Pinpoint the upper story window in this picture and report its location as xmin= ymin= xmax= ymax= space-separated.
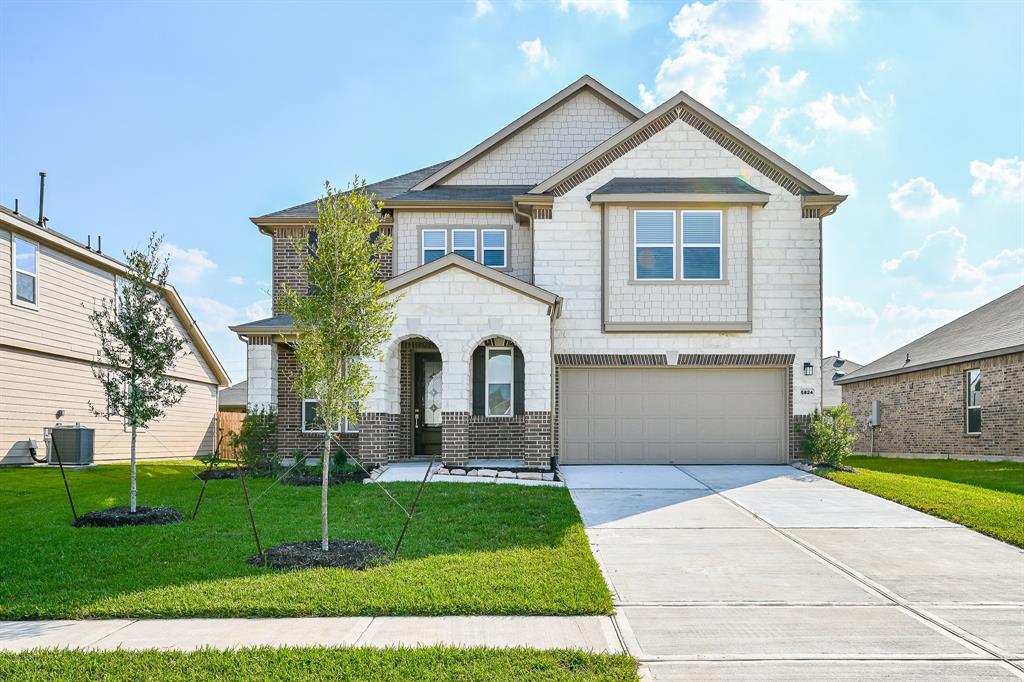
xmin=682 ymin=211 xmax=722 ymax=280
xmin=12 ymin=237 xmax=39 ymax=307
xmin=422 ymin=229 xmax=447 ymax=264
xmin=452 ymin=229 xmax=477 ymax=260
xmin=481 ymin=230 xmax=507 ymax=268
xmin=632 ymin=210 xmax=723 ymax=281
xmin=965 ymin=369 xmax=981 ymax=434
xmin=634 ymin=210 xmax=675 ymax=280
xmin=419 ymin=227 xmax=509 ymax=269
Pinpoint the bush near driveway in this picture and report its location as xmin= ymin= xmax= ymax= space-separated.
xmin=0 ymin=462 xmax=611 ymax=619
xmin=821 ymin=456 xmax=1024 ymax=548
xmin=0 ymin=647 xmax=640 ymax=682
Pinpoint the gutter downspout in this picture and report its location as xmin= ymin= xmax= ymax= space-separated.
xmin=512 ymin=199 xmax=535 ymax=284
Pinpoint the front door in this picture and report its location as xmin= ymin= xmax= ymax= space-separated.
xmin=414 ymin=352 xmax=443 ymax=456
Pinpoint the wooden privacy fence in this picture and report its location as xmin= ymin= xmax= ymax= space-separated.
xmin=216 ymin=411 xmax=245 ymax=460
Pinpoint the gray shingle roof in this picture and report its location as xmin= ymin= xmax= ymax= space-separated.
xmin=589 ymin=177 xmax=770 ymax=197
xmin=219 ymin=380 xmax=248 ymax=408
xmin=257 ymin=161 xmax=453 ymax=219
xmin=388 ymin=185 xmax=536 ymax=204
xmin=229 ymin=313 xmax=294 ymax=332
xmin=838 ymin=286 xmax=1024 ymax=384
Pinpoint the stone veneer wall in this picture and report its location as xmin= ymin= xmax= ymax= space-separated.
xmin=841 ymin=352 xmax=1023 ymax=460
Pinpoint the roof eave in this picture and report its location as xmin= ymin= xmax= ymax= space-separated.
xmin=588 ymin=192 xmax=770 ymax=206
xmin=384 ymin=253 xmax=561 ymax=307
xmin=836 ymin=344 xmax=1024 ymax=385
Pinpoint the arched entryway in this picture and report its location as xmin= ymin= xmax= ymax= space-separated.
xmin=398 ymin=337 xmax=443 ymax=457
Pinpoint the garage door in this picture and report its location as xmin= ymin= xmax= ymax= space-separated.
xmin=559 ymin=368 xmax=787 ymax=464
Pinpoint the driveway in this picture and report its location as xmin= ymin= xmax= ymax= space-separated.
xmin=564 ymin=465 xmax=1024 ymax=680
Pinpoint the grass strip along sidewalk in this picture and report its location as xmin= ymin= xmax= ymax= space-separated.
xmin=0 ymin=647 xmax=639 ymax=682
xmin=820 ymin=456 xmax=1024 ymax=548
xmin=0 ymin=462 xmax=611 ymax=619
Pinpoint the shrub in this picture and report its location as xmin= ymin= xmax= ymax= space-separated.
xmin=230 ymin=406 xmax=278 ymax=472
xmin=801 ymin=403 xmax=858 ymax=467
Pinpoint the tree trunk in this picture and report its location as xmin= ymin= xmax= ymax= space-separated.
xmin=130 ymin=423 xmax=138 ymax=513
xmin=321 ymin=432 xmax=330 ymax=551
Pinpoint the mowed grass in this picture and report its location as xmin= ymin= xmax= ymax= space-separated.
xmin=0 ymin=647 xmax=639 ymax=682
xmin=0 ymin=462 xmax=612 ymax=619
xmin=821 ymin=456 xmax=1024 ymax=547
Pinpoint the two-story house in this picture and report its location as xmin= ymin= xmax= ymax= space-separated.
xmin=231 ymin=76 xmax=845 ymax=468
xmin=0 ymin=203 xmax=228 ymax=464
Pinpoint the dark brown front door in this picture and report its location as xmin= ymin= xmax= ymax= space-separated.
xmin=414 ymin=352 xmax=443 ymax=456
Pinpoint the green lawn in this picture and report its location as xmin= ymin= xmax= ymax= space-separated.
xmin=0 ymin=647 xmax=639 ymax=682
xmin=821 ymin=456 xmax=1024 ymax=547
xmin=0 ymin=462 xmax=612 ymax=619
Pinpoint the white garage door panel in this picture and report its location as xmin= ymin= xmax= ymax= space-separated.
xmin=559 ymin=367 xmax=787 ymax=464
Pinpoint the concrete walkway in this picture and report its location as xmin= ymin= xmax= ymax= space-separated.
xmin=0 ymin=616 xmax=621 ymax=653
xmin=564 ymin=464 xmax=1024 ymax=680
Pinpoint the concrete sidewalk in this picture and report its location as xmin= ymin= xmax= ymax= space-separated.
xmin=0 ymin=616 xmax=623 ymax=653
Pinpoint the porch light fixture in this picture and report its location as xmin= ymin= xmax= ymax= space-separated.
xmin=803 ymin=362 xmax=814 ymax=376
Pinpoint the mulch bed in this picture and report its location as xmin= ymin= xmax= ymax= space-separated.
xmin=196 ymin=468 xmax=251 ymax=481
xmin=814 ymin=463 xmax=857 ymax=473
xmin=282 ymin=469 xmax=368 ymax=486
xmin=72 ymin=505 xmax=184 ymax=528
xmin=249 ymin=539 xmax=391 ymax=570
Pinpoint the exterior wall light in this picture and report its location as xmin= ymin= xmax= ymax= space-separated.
xmin=803 ymin=362 xmax=814 ymax=376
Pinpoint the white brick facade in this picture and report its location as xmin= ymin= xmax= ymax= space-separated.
xmin=442 ymin=90 xmax=632 ymax=186
xmin=535 ymin=118 xmax=822 ymax=415
xmin=246 ymin=342 xmax=278 ymax=410
xmin=366 ymin=267 xmax=553 ymax=415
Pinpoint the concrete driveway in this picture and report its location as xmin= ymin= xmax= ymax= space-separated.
xmin=564 ymin=465 xmax=1024 ymax=680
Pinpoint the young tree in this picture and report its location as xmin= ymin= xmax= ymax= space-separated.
xmin=278 ymin=179 xmax=397 ymax=551
xmin=90 ymin=233 xmax=187 ymax=513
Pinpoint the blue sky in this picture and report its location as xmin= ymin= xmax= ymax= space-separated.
xmin=2 ymin=0 xmax=1021 ymax=381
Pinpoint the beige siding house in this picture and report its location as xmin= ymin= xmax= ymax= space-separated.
xmin=234 ymin=76 xmax=846 ymax=467
xmin=0 ymin=205 xmax=229 ymax=464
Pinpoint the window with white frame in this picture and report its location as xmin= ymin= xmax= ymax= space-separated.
xmin=634 ymin=210 xmax=675 ymax=280
xmin=681 ymin=210 xmax=722 ymax=280
xmin=481 ymin=229 xmax=507 ymax=268
xmin=302 ymin=399 xmax=358 ymax=433
xmin=965 ymin=369 xmax=981 ymax=434
xmin=451 ymin=229 xmax=477 ymax=260
xmin=421 ymin=229 xmax=447 ymax=264
xmin=13 ymin=237 xmax=38 ymax=306
xmin=485 ymin=347 xmax=513 ymax=417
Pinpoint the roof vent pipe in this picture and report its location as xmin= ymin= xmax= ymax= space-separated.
xmin=97 ymin=235 xmax=102 ymax=254
xmin=13 ymin=198 xmax=18 ymax=215
xmin=37 ymin=172 xmax=46 ymax=226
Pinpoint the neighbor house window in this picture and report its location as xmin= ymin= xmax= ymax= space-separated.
xmin=302 ymin=399 xmax=358 ymax=433
xmin=422 ymin=229 xmax=447 ymax=264
xmin=634 ymin=210 xmax=675 ymax=280
xmin=485 ymin=347 xmax=513 ymax=417
xmin=481 ymin=229 xmax=507 ymax=268
xmin=13 ymin=237 xmax=38 ymax=306
xmin=965 ymin=369 xmax=981 ymax=434
xmin=681 ymin=210 xmax=722 ymax=280
xmin=452 ymin=229 xmax=477 ymax=261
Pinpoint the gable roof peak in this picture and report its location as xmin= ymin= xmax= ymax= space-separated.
xmin=410 ymin=75 xmax=642 ymax=191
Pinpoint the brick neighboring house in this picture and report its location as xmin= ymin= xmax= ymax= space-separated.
xmin=838 ymin=286 xmax=1024 ymax=461
xmin=230 ymin=75 xmax=847 ymax=468
xmin=821 ymin=353 xmax=862 ymax=409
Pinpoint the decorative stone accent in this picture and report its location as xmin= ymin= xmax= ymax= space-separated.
xmin=497 ymin=471 xmax=515 ymax=478
xmin=475 ymin=469 xmax=498 ymax=477
xmin=517 ymin=472 xmax=541 ymax=480
xmin=436 ymin=467 xmax=449 ymax=475
xmin=450 ymin=468 xmax=466 ymax=475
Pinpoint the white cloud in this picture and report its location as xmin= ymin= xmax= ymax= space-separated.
xmin=824 ymin=295 xmax=879 ymax=325
xmin=518 ymin=37 xmax=553 ymax=69
xmin=639 ymin=0 xmax=852 ymax=107
xmin=805 ymin=92 xmax=874 ymax=136
xmin=758 ymin=65 xmax=807 ymax=97
xmin=888 ymin=177 xmax=960 ymax=220
xmin=811 ymin=167 xmax=857 ymax=196
xmin=244 ymin=298 xmax=272 ymax=321
xmin=228 ymin=275 xmax=246 ymax=285
xmin=969 ymin=156 xmax=1023 ymax=197
xmin=559 ymin=0 xmax=629 ymax=20
xmin=473 ymin=0 xmax=493 ymax=17
xmin=880 ymin=302 xmax=959 ymax=324
xmin=735 ymin=104 xmax=762 ymax=128
xmin=881 ymin=226 xmax=989 ymax=287
xmin=162 ymin=243 xmax=216 ymax=285
xmin=979 ymin=248 xmax=1024 ymax=276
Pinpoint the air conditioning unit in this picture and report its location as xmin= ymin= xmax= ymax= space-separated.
xmin=45 ymin=424 xmax=95 ymax=466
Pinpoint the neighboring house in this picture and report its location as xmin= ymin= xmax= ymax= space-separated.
xmin=231 ymin=75 xmax=846 ymax=467
xmin=821 ymin=353 xmax=862 ymax=409
xmin=0 ymin=204 xmax=229 ymax=464
xmin=218 ymin=380 xmax=248 ymax=413
xmin=838 ymin=286 xmax=1023 ymax=461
